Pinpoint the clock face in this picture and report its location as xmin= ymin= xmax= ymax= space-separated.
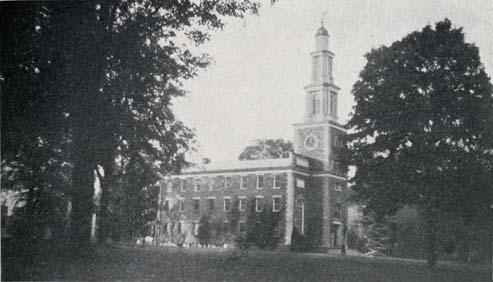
xmin=304 ymin=135 xmax=318 ymax=150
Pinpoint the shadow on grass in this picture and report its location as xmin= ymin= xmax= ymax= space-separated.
xmin=2 ymin=241 xmax=490 ymax=282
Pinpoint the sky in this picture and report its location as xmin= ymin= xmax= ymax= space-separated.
xmin=173 ymin=0 xmax=493 ymax=163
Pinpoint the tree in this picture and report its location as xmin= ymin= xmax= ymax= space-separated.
xmin=239 ymin=139 xmax=292 ymax=160
xmin=1 ymin=0 xmax=259 ymax=245
xmin=345 ymin=19 xmax=493 ymax=266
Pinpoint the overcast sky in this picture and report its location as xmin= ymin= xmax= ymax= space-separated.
xmin=173 ymin=0 xmax=493 ymax=163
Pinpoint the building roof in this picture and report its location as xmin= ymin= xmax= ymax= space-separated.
xmin=182 ymin=157 xmax=293 ymax=174
xmin=315 ymin=26 xmax=329 ymax=36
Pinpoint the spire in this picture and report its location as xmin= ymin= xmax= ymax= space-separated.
xmin=316 ymin=11 xmax=329 ymax=37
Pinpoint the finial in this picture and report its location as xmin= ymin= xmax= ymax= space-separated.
xmin=321 ymin=11 xmax=328 ymax=27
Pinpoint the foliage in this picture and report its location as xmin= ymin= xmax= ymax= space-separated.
xmin=106 ymin=153 xmax=160 ymax=242
xmin=244 ymin=199 xmax=281 ymax=249
xmin=344 ymin=19 xmax=493 ymax=266
xmin=197 ymin=214 xmax=212 ymax=246
xmin=1 ymin=0 xmax=259 ymax=244
xmin=239 ymin=139 xmax=293 ymax=160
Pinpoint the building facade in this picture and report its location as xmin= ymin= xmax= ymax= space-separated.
xmin=156 ymin=25 xmax=348 ymax=251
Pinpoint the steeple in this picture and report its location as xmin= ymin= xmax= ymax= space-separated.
xmin=303 ymin=24 xmax=339 ymax=122
xmin=315 ymin=24 xmax=329 ymax=51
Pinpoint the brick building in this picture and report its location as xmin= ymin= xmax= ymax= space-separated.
xmin=156 ymin=25 xmax=348 ymax=251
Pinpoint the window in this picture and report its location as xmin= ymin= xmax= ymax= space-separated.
xmin=164 ymin=200 xmax=170 ymax=211
xmin=296 ymin=157 xmax=309 ymax=167
xmin=177 ymin=222 xmax=182 ymax=234
xmin=323 ymin=90 xmax=328 ymax=116
xmin=311 ymin=94 xmax=320 ymax=115
xmin=209 ymin=177 xmax=215 ymax=191
xmin=312 ymin=56 xmax=320 ymax=81
xmin=333 ymin=210 xmax=341 ymax=220
xmin=330 ymin=91 xmax=337 ymax=117
xmin=166 ymin=181 xmax=172 ymax=192
xmin=334 ymin=183 xmax=343 ymax=192
xmin=239 ymin=221 xmax=246 ymax=234
xmin=163 ymin=222 xmax=168 ymax=235
xmin=239 ymin=197 xmax=247 ymax=212
xmin=255 ymin=197 xmax=264 ymax=212
xmin=179 ymin=199 xmax=185 ymax=211
xmin=208 ymin=198 xmax=215 ymax=210
xmin=294 ymin=200 xmax=305 ymax=235
xmin=225 ymin=176 xmax=232 ymax=189
xmin=193 ymin=222 xmax=199 ymax=236
xmin=195 ymin=178 xmax=201 ymax=191
xmin=193 ymin=198 xmax=200 ymax=211
xmin=181 ymin=179 xmax=186 ymax=192
xmin=272 ymin=196 xmax=282 ymax=212
xmin=296 ymin=178 xmax=305 ymax=188
xmin=334 ymin=200 xmax=343 ymax=220
xmin=274 ymin=223 xmax=281 ymax=238
xmin=223 ymin=197 xmax=231 ymax=211
xmin=256 ymin=175 xmax=264 ymax=189
xmin=273 ymin=174 xmax=282 ymax=189
xmin=240 ymin=175 xmax=248 ymax=190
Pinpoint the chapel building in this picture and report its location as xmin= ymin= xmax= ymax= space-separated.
xmin=156 ymin=25 xmax=348 ymax=251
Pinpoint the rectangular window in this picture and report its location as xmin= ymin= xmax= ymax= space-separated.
xmin=312 ymin=56 xmax=320 ymax=81
xmin=334 ymin=183 xmax=343 ymax=192
xmin=193 ymin=222 xmax=199 ymax=236
xmin=255 ymin=197 xmax=264 ymax=212
xmin=239 ymin=221 xmax=246 ymax=234
xmin=225 ymin=176 xmax=232 ymax=189
xmin=240 ymin=175 xmax=248 ymax=190
xmin=273 ymin=174 xmax=282 ymax=189
xmin=296 ymin=178 xmax=305 ymax=188
xmin=209 ymin=177 xmax=215 ymax=191
xmin=256 ymin=175 xmax=264 ymax=189
xmin=177 ymin=222 xmax=182 ymax=234
xmin=166 ymin=181 xmax=172 ymax=192
xmin=193 ymin=198 xmax=200 ymax=211
xmin=274 ymin=223 xmax=281 ymax=238
xmin=208 ymin=198 xmax=215 ymax=210
xmin=296 ymin=157 xmax=309 ymax=167
xmin=188 ymin=178 xmax=194 ymax=190
xmin=181 ymin=179 xmax=186 ymax=192
xmin=163 ymin=222 xmax=168 ymax=235
xmin=311 ymin=95 xmax=319 ymax=115
xmin=272 ymin=196 xmax=282 ymax=212
xmin=239 ymin=197 xmax=247 ymax=212
xmin=195 ymin=178 xmax=201 ymax=191
xmin=179 ymin=199 xmax=185 ymax=211
xmin=223 ymin=197 xmax=231 ymax=211
xmin=323 ymin=90 xmax=329 ymax=116
xmin=330 ymin=91 xmax=337 ymax=117
xmin=164 ymin=200 xmax=170 ymax=211
xmin=333 ymin=210 xmax=341 ymax=220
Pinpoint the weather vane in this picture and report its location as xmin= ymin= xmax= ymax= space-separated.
xmin=321 ymin=11 xmax=328 ymax=26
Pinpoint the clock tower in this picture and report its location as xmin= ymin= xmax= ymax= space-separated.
xmin=293 ymin=24 xmax=346 ymax=173
xmin=292 ymin=24 xmax=348 ymax=250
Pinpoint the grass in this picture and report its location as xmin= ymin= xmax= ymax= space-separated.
xmin=2 ymin=242 xmax=490 ymax=282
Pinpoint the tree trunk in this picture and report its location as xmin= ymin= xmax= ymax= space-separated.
xmin=96 ymin=158 xmax=114 ymax=244
xmin=70 ymin=140 xmax=96 ymax=245
xmin=423 ymin=205 xmax=438 ymax=267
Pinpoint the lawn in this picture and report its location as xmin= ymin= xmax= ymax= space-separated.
xmin=2 ymin=243 xmax=490 ymax=282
